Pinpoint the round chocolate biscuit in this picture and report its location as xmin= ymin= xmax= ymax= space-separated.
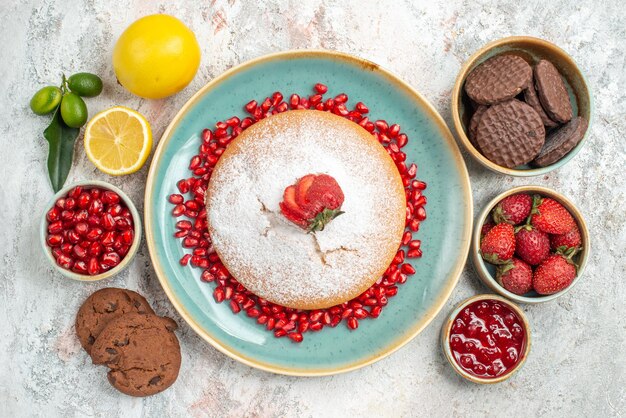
xmin=76 ymin=288 xmax=154 ymax=355
xmin=534 ymin=60 xmax=573 ymax=123
xmin=465 ymin=54 xmax=532 ymax=105
xmin=533 ymin=117 xmax=587 ymax=167
xmin=468 ymin=106 xmax=488 ymax=150
xmin=523 ymin=78 xmax=558 ymax=128
xmin=91 ymin=313 xmax=181 ymax=397
xmin=476 ymin=99 xmax=545 ymax=168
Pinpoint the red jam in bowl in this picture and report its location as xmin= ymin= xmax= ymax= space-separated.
xmin=45 ymin=186 xmax=135 ymax=276
xmin=449 ymin=299 xmax=526 ymax=379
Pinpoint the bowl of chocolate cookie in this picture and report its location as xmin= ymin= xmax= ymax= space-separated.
xmin=451 ymin=36 xmax=592 ymax=176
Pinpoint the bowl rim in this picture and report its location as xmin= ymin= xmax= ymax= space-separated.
xmin=40 ymin=180 xmax=142 ymax=282
xmin=471 ymin=185 xmax=590 ymax=303
xmin=441 ymin=293 xmax=532 ymax=384
xmin=451 ymin=35 xmax=593 ymax=177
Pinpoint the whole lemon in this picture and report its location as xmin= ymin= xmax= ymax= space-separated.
xmin=113 ymin=14 xmax=201 ymax=99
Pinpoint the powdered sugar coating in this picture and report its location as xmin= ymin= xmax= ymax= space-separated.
xmin=206 ymin=110 xmax=406 ymax=309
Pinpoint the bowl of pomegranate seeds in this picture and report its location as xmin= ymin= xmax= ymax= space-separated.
xmin=442 ymin=294 xmax=531 ymax=384
xmin=472 ymin=185 xmax=589 ymax=303
xmin=40 ymin=180 xmax=141 ymax=281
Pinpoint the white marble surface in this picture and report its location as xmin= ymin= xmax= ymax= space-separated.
xmin=1 ymin=0 xmax=625 ymax=416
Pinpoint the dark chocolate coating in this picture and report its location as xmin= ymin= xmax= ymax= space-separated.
xmin=476 ymin=99 xmax=545 ymax=168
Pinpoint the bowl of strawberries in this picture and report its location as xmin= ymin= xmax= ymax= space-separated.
xmin=471 ymin=185 xmax=589 ymax=303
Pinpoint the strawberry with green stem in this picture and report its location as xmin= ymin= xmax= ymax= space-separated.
xmin=480 ymin=222 xmax=515 ymax=265
xmin=280 ymin=174 xmax=345 ymax=232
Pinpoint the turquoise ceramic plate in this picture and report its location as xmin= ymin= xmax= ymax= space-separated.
xmin=145 ymin=50 xmax=472 ymax=376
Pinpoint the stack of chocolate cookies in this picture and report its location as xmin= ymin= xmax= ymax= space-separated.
xmin=75 ymin=288 xmax=181 ymax=397
xmin=464 ymin=54 xmax=588 ymax=168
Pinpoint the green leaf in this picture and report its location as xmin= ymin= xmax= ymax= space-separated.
xmin=43 ymin=107 xmax=79 ymax=192
xmin=307 ymin=208 xmax=345 ymax=233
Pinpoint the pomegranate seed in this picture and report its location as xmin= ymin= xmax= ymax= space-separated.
xmin=60 ymin=243 xmax=73 ymax=255
xmin=64 ymin=198 xmax=76 ymax=210
xmin=401 ymin=264 xmax=416 ymax=274
xmin=101 ymin=252 xmax=121 ymax=267
xmin=69 ymin=186 xmax=82 ymax=199
xmin=73 ymin=245 xmax=87 ymax=259
xmin=177 ymin=179 xmax=190 ymax=194
xmin=86 ymin=228 xmax=103 ymax=241
xmin=172 ymin=205 xmax=185 ymax=216
xmin=89 ymin=241 xmax=103 ymax=257
xmin=310 ymin=322 xmax=323 ymax=332
xmin=407 ymin=249 xmax=423 ymax=258
xmin=87 ymin=257 xmax=100 ymax=275
xmin=354 ymin=308 xmax=368 ymax=319
xmin=48 ymin=220 xmax=63 ymax=234
xmin=334 ymin=93 xmax=348 ymax=103
xmin=89 ymin=199 xmax=104 ymax=216
xmin=56 ymin=254 xmax=74 ymax=269
xmin=101 ymin=213 xmax=115 ymax=230
xmin=388 ymin=124 xmax=400 ymax=138
xmin=347 ymin=317 xmax=359 ymax=330
xmin=230 ymin=300 xmax=241 ymax=314
xmin=314 ymin=83 xmax=328 ymax=94
xmin=102 ymin=191 xmax=120 ymax=205
xmin=397 ymin=134 xmax=408 ymax=148
xmin=60 ymin=210 xmax=74 ymax=221
xmin=77 ymin=193 xmax=91 ymax=209
xmin=67 ymin=230 xmax=81 ymax=244
xmin=46 ymin=207 xmax=60 ymax=222
xmin=274 ymin=329 xmax=287 ymax=338
xmin=214 ymin=287 xmax=225 ymax=303
xmin=409 ymin=219 xmax=420 ymax=231
xmin=73 ymin=260 xmax=88 ymax=274
xmin=289 ymin=94 xmax=300 ymax=108
xmin=119 ymin=230 xmax=132 ymax=245
xmin=355 ymin=102 xmax=369 ymax=113
xmin=55 ymin=198 xmax=66 ymax=209
xmin=169 ymin=194 xmax=184 ymax=204
xmin=370 ymin=306 xmax=382 ymax=318
xmin=288 ymin=332 xmax=303 ymax=343
xmin=375 ymin=120 xmax=389 ymax=133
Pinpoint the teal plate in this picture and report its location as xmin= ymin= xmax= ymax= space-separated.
xmin=145 ymin=50 xmax=473 ymax=376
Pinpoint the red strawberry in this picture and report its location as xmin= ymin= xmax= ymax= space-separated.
xmin=530 ymin=195 xmax=576 ymax=234
xmin=550 ymin=225 xmax=582 ymax=252
xmin=493 ymin=193 xmax=532 ymax=225
xmin=279 ymin=186 xmax=309 ymax=228
xmin=280 ymin=174 xmax=345 ymax=232
xmin=496 ymin=258 xmax=533 ymax=295
xmin=303 ymin=174 xmax=344 ymax=212
xmin=295 ymin=174 xmax=315 ymax=208
xmin=515 ymin=225 xmax=550 ymax=266
xmin=533 ymin=254 xmax=577 ymax=295
xmin=481 ymin=217 xmax=495 ymax=239
xmin=480 ymin=223 xmax=515 ymax=265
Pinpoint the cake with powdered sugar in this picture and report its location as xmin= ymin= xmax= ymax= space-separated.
xmin=205 ymin=110 xmax=406 ymax=309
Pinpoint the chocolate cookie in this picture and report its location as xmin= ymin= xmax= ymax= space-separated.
xmin=91 ymin=313 xmax=181 ymax=397
xmin=524 ymin=77 xmax=558 ymax=128
xmin=476 ymin=99 xmax=545 ymax=168
xmin=465 ymin=54 xmax=532 ymax=105
xmin=468 ymin=106 xmax=488 ymax=149
xmin=533 ymin=117 xmax=587 ymax=167
xmin=75 ymin=288 xmax=154 ymax=355
xmin=534 ymin=60 xmax=573 ymax=123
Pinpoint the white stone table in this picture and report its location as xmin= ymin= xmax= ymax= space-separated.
xmin=1 ymin=0 xmax=624 ymax=416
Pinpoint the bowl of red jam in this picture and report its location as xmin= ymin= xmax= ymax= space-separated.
xmin=40 ymin=180 xmax=141 ymax=281
xmin=441 ymin=294 xmax=531 ymax=384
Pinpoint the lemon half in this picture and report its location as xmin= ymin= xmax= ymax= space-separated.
xmin=84 ymin=106 xmax=152 ymax=175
